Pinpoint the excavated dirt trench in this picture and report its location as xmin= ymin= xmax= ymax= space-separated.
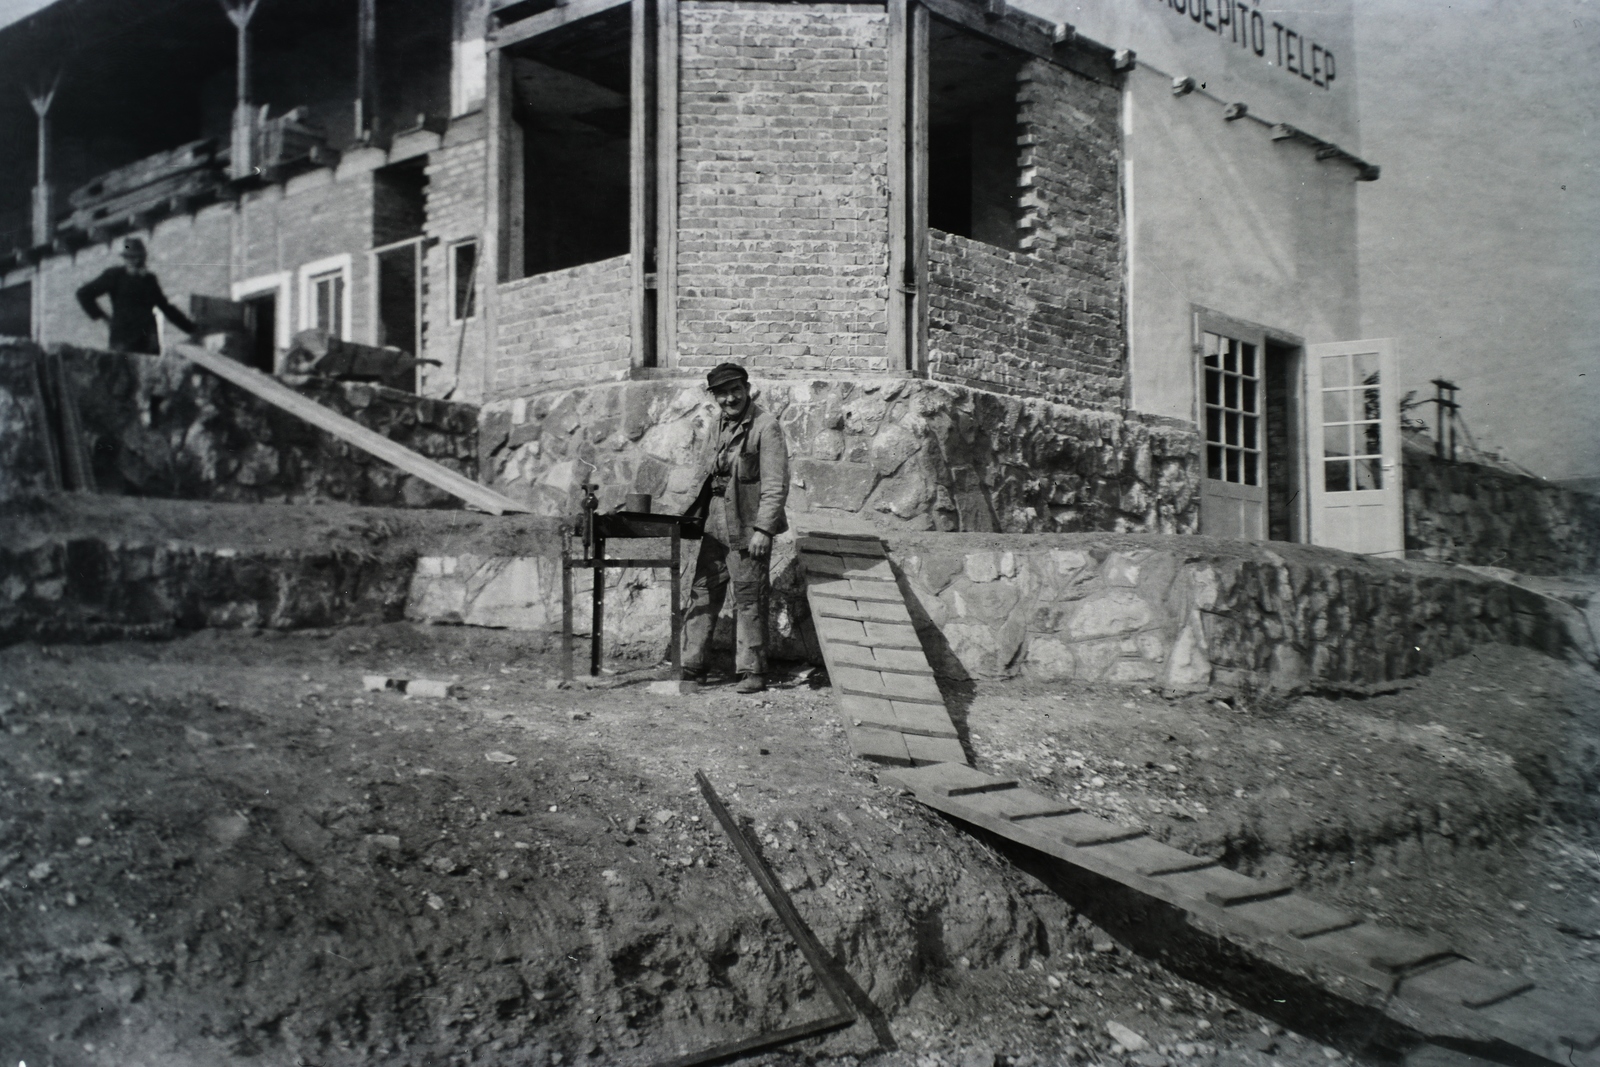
xmin=1 ymin=624 xmax=1596 ymax=1067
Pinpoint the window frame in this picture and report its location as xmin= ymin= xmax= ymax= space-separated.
xmin=448 ymin=238 xmax=480 ymax=325
xmin=231 ymin=271 xmax=293 ymax=369
xmin=297 ymin=254 xmax=354 ymax=340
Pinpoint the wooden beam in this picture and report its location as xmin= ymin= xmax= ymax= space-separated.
xmin=489 ymin=0 xmax=632 ymax=51
xmin=483 ymin=47 xmax=513 ymax=402
xmin=916 ymin=0 xmax=1116 ymax=83
xmin=171 ymin=343 xmax=531 ymax=514
xmin=885 ymin=0 xmax=908 ymax=372
xmin=655 ymin=0 xmax=679 ymax=368
xmin=909 ymin=3 xmax=929 ymax=374
xmin=629 ymin=0 xmax=654 ymax=369
xmin=355 ymin=0 xmax=377 ymax=141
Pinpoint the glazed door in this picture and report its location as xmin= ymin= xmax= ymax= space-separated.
xmin=1199 ymin=323 xmax=1268 ymax=540
xmin=1305 ymin=339 xmax=1403 ymax=557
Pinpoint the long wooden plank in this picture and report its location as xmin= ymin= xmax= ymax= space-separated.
xmin=170 ymin=343 xmax=530 ymax=515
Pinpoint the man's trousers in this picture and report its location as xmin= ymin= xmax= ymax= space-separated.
xmin=681 ymin=519 xmax=768 ymax=679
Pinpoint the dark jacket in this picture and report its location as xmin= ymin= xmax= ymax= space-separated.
xmin=76 ymin=267 xmax=195 ymax=354
xmin=697 ymin=402 xmax=790 ymax=544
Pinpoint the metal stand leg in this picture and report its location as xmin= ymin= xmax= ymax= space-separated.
xmin=589 ymin=535 xmax=605 ymax=677
xmin=669 ymin=528 xmax=682 ymax=679
xmin=561 ymin=556 xmax=574 ymax=684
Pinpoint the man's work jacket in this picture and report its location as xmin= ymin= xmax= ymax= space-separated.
xmin=698 ymin=402 xmax=789 ymax=547
xmin=75 ymin=266 xmax=195 ymax=354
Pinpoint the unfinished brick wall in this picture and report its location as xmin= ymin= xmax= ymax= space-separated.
xmin=927 ymin=58 xmax=1124 ymax=410
xmin=422 ymin=116 xmax=489 ymax=402
xmin=676 ymin=2 xmax=891 ymax=376
xmin=491 ymin=254 xmax=632 ymax=398
xmin=238 ymin=169 xmax=380 ymax=341
xmin=29 ymin=206 xmax=234 ymax=351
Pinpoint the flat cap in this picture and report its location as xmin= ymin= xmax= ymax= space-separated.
xmin=120 ymin=237 xmax=147 ymax=256
xmin=706 ymin=362 xmax=748 ymax=390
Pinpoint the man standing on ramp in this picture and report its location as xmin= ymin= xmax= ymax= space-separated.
xmin=683 ymin=362 xmax=790 ymax=695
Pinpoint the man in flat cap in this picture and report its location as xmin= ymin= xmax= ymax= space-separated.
xmin=76 ymin=237 xmax=196 ymax=354
xmin=682 ymin=362 xmax=789 ymax=694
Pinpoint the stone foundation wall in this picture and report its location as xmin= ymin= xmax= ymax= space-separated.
xmin=1403 ymin=437 xmax=1600 ymax=576
xmin=0 ymin=342 xmax=478 ymax=508
xmin=403 ymin=530 xmax=1591 ymax=689
xmin=888 ymin=533 xmax=1587 ymax=689
xmin=480 ymin=376 xmax=1201 ymax=535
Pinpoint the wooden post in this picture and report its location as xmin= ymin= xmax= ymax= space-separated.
xmin=355 ymin=0 xmax=377 ymax=142
xmin=483 ymin=46 xmax=513 ymax=404
xmin=26 ymin=74 xmax=60 ymax=249
xmin=655 ymin=0 xmax=679 ymax=368
xmin=909 ymin=3 xmax=930 ymax=374
xmin=885 ymin=0 xmax=907 ymax=371
xmin=219 ymin=0 xmax=264 ymax=179
xmin=630 ymin=0 xmax=657 ymax=368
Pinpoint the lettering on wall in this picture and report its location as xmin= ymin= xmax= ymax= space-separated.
xmin=1156 ymin=0 xmax=1336 ymax=89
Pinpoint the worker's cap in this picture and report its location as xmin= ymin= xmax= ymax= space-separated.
xmin=120 ymin=237 xmax=147 ymax=257
xmin=705 ymin=362 xmax=749 ymax=391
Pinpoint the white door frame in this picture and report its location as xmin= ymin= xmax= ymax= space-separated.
xmin=1305 ymin=338 xmax=1405 ymax=557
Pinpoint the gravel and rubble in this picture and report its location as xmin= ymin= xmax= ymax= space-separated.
xmin=0 ymin=625 xmax=1594 ymax=1067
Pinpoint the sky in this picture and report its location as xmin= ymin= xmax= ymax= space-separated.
xmin=2 ymin=0 xmax=1596 ymax=480
xmin=1353 ymin=0 xmax=1600 ymax=482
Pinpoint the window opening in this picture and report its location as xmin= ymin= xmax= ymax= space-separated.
xmin=373 ymin=160 xmax=428 ymax=246
xmin=450 ymin=240 xmax=479 ymax=322
xmin=510 ymin=7 xmax=631 ymax=277
xmin=1320 ymin=351 xmax=1383 ymax=492
xmin=1203 ymin=331 xmax=1261 ymax=487
xmin=310 ymin=269 xmax=346 ymax=336
xmin=928 ymin=20 xmax=1024 ymax=250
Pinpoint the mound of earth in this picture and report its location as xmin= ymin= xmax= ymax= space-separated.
xmin=0 ymin=626 xmax=1594 ymax=1067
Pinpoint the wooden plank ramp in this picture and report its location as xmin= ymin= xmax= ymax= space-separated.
xmin=797 ymin=530 xmax=1594 ymax=1064
xmin=170 ymin=342 xmax=530 ymax=515
xmin=880 ymin=762 xmax=1600 ymax=1067
xmin=795 ymin=532 xmax=966 ymax=766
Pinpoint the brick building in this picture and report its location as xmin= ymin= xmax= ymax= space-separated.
xmin=0 ymin=0 xmax=1399 ymax=551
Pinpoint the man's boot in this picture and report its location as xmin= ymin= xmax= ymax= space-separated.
xmin=735 ymin=673 xmax=766 ymax=694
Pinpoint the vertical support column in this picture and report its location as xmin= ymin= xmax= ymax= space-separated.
xmin=27 ymin=75 xmax=60 ymax=249
xmin=909 ymin=3 xmax=930 ymax=374
xmin=885 ymin=0 xmax=908 ymax=369
xmin=220 ymin=0 xmax=263 ymax=180
xmin=630 ymin=0 xmax=658 ymax=368
xmin=655 ymin=0 xmax=680 ymax=368
xmin=355 ymin=0 xmax=377 ymax=142
xmin=483 ymin=44 xmax=512 ymax=403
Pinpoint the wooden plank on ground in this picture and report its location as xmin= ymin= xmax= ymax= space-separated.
xmin=171 ymin=343 xmax=529 ymax=515
xmin=904 ymin=735 xmax=967 ymax=765
xmin=847 ymin=726 xmax=910 ymax=766
xmin=1076 ymin=836 xmax=1219 ymax=878
xmin=1399 ymin=960 xmax=1533 ymax=1010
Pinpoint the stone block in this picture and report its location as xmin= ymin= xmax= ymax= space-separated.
xmin=964 ymin=551 xmax=1002 ymax=583
xmin=1067 ymin=592 xmax=1152 ymax=639
xmin=794 ymin=459 xmax=879 ymax=512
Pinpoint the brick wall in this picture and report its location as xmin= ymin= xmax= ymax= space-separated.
xmin=676 ymin=2 xmax=891 ymax=376
xmin=490 ymin=254 xmax=632 ymax=398
xmin=422 ymin=116 xmax=489 ymax=403
xmin=927 ymin=58 xmax=1124 ymax=410
xmin=22 ymin=165 xmax=384 ymax=352
xmin=29 ymin=206 xmax=234 ymax=351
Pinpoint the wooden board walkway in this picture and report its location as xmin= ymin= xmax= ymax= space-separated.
xmin=795 ymin=532 xmax=966 ymax=767
xmin=881 ymin=762 xmax=1600 ymax=1066
xmin=170 ymin=343 xmax=530 ymax=515
xmin=797 ymin=531 xmax=1596 ymax=1065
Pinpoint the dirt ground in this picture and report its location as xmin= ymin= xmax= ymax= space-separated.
xmin=1 ymin=624 xmax=1596 ymax=1067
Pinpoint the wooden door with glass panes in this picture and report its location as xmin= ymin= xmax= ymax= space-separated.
xmin=1305 ymin=339 xmax=1403 ymax=556
xmin=1199 ymin=323 xmax=1268 ymax=540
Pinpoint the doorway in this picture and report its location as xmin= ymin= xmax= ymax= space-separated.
xmin=1196 ymin=312 xmax=1305 ymax=543
xmin=240 ymin=292 xmax=277 ymax=373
